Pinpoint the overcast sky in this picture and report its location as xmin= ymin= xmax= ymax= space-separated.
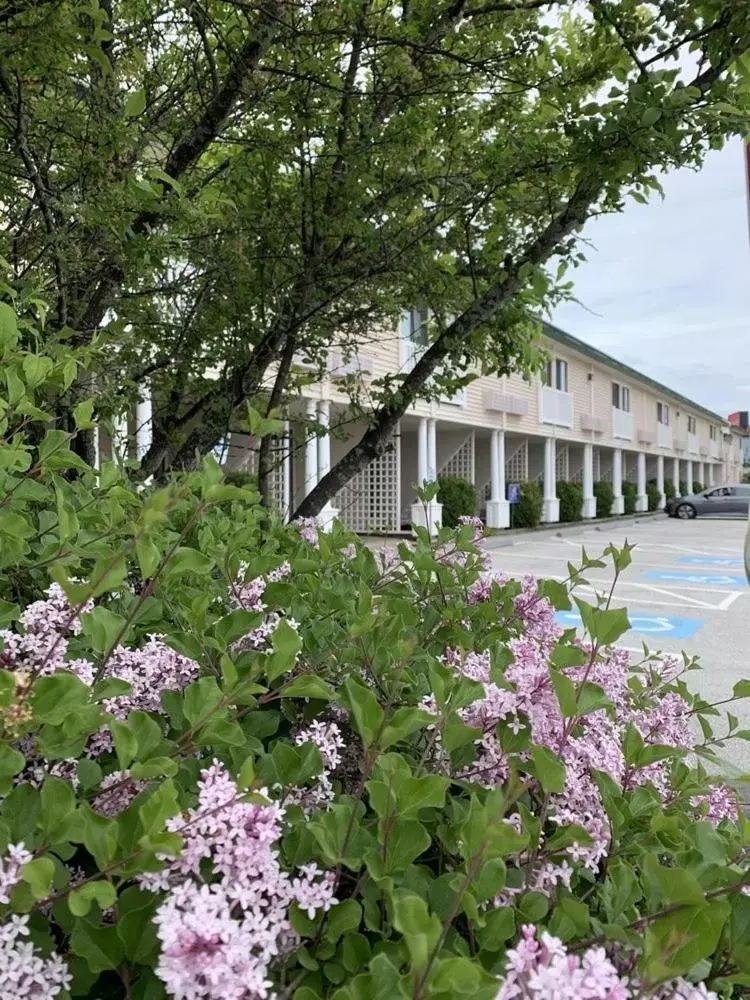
xmin=552 ymin=136 xmax=750 ymax=418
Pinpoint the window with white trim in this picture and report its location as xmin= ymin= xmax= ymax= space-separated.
xmin=545 ymin=358 xmax=569 ymax=392
xmin=709 ymin=425 xmax=717 ymax=440
xmin=687 ymin=415 xmax=697 ymax=434
xmin=657 ymin=402 xmax=669 ymax=426
xmin=402 ymin=309 xmax=466 ymax=405
xmin=612 ymin=382 xmax=630 ymax=412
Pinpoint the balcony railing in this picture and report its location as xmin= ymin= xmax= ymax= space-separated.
xmin=637 ymin=428 xmax=654 ymax=446
xmin=688 ymin=433 xmax=699 ymax=455
xmin=612 ymin=407 xmax=634 ymax=441
xmin=699 ymin=445 xmax=709 ymax=458
xmin=539 ymin=386 xmax=573 ymax=428
xmin=657 ymin=424 xmax=672 ymax=449
xmin=674 ymin=436 xmax=687 ymax=451
xmin=580 ymin=413 xmax=606 ymax=433
xmin=483 ymin=389 xmax=528 ymax=416
xmin=709 ymin=440 xmax=720 ymax=459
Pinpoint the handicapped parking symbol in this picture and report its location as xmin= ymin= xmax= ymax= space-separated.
xmin=555 ymin=611 xmax=703 ymax=640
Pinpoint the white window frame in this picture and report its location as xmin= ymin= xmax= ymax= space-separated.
xmin=687 ymin=415 xmax=697 ymax=434
xmin=657 ymin=402 xmax=669 ymax=426
xmin=612 ymin=382 xmax=630 ymax=413
xmin=401 ymin=309 xmax=466 ymax=407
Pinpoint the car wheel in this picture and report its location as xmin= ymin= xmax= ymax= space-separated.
xmin=676 ymin=503 xmax=696 ymax=520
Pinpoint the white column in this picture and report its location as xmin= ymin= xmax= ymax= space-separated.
xmin=612 ymin=448 xmax=624 ymax=515
xmin=672 ymin=457 xmax=680 ymax=496
xmin=582 ymin=443 xmax=596 ymax=519
xmin=417 ymin=418 xmax=428 ymax=486
xmin=486 ymin=429 xmax=510 ymax=529
xmin=686 ymin=459 xmax=694 ymax=495
xmin=636 ymin=452 xmax=648 ymax=512
xmin=411 ymin=417 xmax=442 ymax=536
xmin=135 ymin=388 xmax=153 ymax=461
xmin=304 ymin=399 xmax=318 ymax=497
xmin=282 ymin=421 xmax=291 ymax=523
xmin=317 ymin=400 xmax=338 ymax=530
xmin=541 ymin=437 xmax=559 ymax=523
xmin=93 ymin=428 xmax=101 ymax=471
xmin=698 ymin=461 xmax=705 ymax=488
xmin=708 ymin=464 xmax=715 ymax=487
xmin=427 ymin=418 xmax=437 ymax=482
xmin=656 ymin=455 xmax=665 ymax=509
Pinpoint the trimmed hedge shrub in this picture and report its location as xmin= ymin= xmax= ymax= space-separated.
xmin=679 ymin=479 xmax=688 ymax=495
xmin=437 ymin=474 xmax=477 ymax=528
xmin=593 ymin=480 xmax=614 ymax=518
xmin=646 ymin=479 xmax=661 ymax=511
xmin=664 ymin=477 xmax=677 ymax=500
xmin=692 ymin=480 xmax=704 ymax=494
xmin=513 ymin=480 xmax=544 ymax=528
xmin=557 ymin=480 xmax=583 ymax=522
xmin=622 ymin=480 xmax=637 ymax=514
xmin=223 ymin=467 xmax=258 ymax=489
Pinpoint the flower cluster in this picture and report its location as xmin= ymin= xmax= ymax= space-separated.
xmin=146 ymin=761 xmax=336 ymax=999
xmin=294 ymin=517 xmax=319 ymax=547
xmin=93 ymin=770 xmax=146 ymax=817
xmin=496 ymin=925 xmax=719 ymax=1000
xmin=0 ymin=583 xmax=93 ymax=677
xmin=427 ymin=574 xmax=736 ymax=898
xmin=0 ymin=842 xmax=32 ymax=904
xmin=230 ymin=563 xmax=294 ymax=652
xmin=0 ymin=915 xmax=71 ymax=999
xmin=289 ymin=719 xmax=345 ymax=812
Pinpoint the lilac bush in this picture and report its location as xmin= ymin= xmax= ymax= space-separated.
xmin=1 ymin=315 xmax=750 ymax=999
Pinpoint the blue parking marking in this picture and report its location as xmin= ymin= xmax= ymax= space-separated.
xmin=677 ymin=556 xmax=744 ymax=569
xmin=556 ymin=611 xmax=703 ymax=639
xmin=643 ymin=570 xmax=747 ymax=587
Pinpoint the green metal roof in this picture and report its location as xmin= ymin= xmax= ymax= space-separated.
xmin=541 ymin=321 xmax=728 ymax=426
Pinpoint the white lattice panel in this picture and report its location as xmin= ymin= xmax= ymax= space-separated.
xmin=334 ymin=429 xmax=400 ymax=533
xmin=593 ymin=448 xmax=601 ymax=482
xmin=439 ymin=433 xmax=475 ymax=483
xmin=505 ymin=440 xmax=528 ymax=483
xmin=232 ymin=434 xmax=290 ymax=519
xmin=555 ymin=444 xmax=569 ymax=482
xmin=571 ymin=467 xmax=583 ymax=484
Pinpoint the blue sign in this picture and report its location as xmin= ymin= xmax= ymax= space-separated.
xmin=507 ymin=483 xmax=521 ymax=504
xmin=555 ymin=610 xmax=703 ymax=640
xmin=643 ymin=570 xmax=747 ymax=587
xmin=677 ymin=556 xmax=744 ymax=569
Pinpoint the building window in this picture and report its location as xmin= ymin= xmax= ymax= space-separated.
xmin=408 ymin=309 xmax=430 ymax=349
xmin=687 ymin=415 xmax=697 ymax=434
xmin=545 ymin=358 xmax=568 ymax=392
xmin=612 ymin=382 xmax=630 ymax=412
xmin=657 ymin=402 xmax=669 ymax=426
xmin=709 ymin=425 xmax=717 ymax=440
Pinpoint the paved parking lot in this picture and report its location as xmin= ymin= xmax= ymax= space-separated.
xmin=484 ymin=515 xmax=750 ymax=772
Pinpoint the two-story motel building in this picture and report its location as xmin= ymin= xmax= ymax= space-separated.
xmin=218 ymin=316 xmax=744 ymax=534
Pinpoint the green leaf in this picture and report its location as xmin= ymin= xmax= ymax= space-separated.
xmin=548 ymin=897 xmax=590 ymax=942
xmin=72 ymin=397 xmax=96 ymax=429
xmin=641 ymin=106 xmax=662 ymax=126
xmin=182 ymin=676 xmax=223 ymax=726
xmin=380 ymin=707 xmax=433 ymax=749
xmin=391 ymin=891 xmax=442 ymax=973
xmin=397 ymin=774 xmax=449 ymax=816
xmin=164 ymin=547 xmax=214 ymax=577
xmin=575 ymin=600 xmax=629 ymax=646
xmin=551 ymin=671 xmax=577 ymax=717
xmin=124 ymin=89 xmax=146 ymax=117
xmin=530 ymin=745 xmax=566 ymax=794
xmin=281 ymin=675 xmax=336 ymax=701
xmin=111 ymin=720 xmax=138 ymax=769
xmin=130 ymin=757 xmax=178 ymax=779
xmin=81 ymin=606 xmax=127 ymax=653
xmin=642 ymin=901 xmax=730 ymax=980
xmin=135 ymin=536 xmax=161 ymax=579
xmin=21 ymin=856 xmax=55 ymax=899
xmin=265 ymin=620 xmax=302 ymax=683
xmin=0 ymin=301 xmax=19 ymax=354
xmin=116 ymin=886 xmax=160 ymax=962
xmin=476 ymin=906 xmax=515 ymax=951
xmin=342 ymin=677 xmax=384 ymax=748
xmin=71 ymin=919 xmax=125 ymax=972
xmin=69 ymin=881 xmax=117 ymax=917
xmin=733 ymin=680 xmax=750 ymax=699
xmin=31 ymin=673 xmax=90 ymax=724
xmin=0 ymin=743 xmax=25 ymax=782
xmin=39 ymin=777 xmax=76 ymax=838
xmin=137 ymin=779 xmax=180 ymax=838
xmin=325 ymin=900 xmax=362 ymax=943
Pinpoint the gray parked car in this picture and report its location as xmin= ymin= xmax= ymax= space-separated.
xmin=664 ymin=484 xmax=750 ymax=519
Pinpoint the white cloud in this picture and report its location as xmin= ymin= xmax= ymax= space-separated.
xmin=552 ymin=137 xmax=750 ymax=417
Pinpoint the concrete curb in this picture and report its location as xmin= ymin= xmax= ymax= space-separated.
xmin=482 ymin=511 xmax=664 ymax=549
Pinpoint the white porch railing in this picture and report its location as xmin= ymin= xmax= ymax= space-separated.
xmin=539 ymin=386 xmax=573 ymax=428
xmin=612 ymin=408 xmax=634 ymax=441
xmin=688 ymin=433 xmax=699 ymax=455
